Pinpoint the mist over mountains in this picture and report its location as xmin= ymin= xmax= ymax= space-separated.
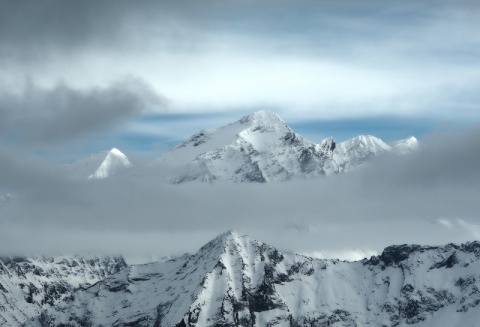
xmin=0 ymin=111 xmax=479 ymax=262
xmin=1 ymin=1 xmax=479 ymax=325
xmin=65 ymin=110 xmax=419 ymax=183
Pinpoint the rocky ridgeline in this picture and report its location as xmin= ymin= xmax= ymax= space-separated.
xmin=161 ymin=111 xmax=419 ymax=183
xmin=15 ymin=231 xmax=480 ymax=327
xmin=55 ymin=110 xmax=418 ymax=184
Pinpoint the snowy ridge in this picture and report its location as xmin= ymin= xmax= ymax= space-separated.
xmin=0 ymin=256 xmax=126 ymax=326
xmin=159 ymin=110 xmax=418 ymax=183
xmin=24 ymin=231 xmax=480 ymax=327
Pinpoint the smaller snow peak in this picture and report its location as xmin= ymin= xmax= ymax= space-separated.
xmin=391 ymin=136 xmax=419 ymax=154
xmin=356 ymin=135 xmax=380 ymax=144
xmin=343 ymin=135 xmax=391 ymax=152
xmin=89 ymin=148 xmax=132 ymax=179
xmin=393 ymin=136 xmax=418 ymax=145
xmin=109 ymin=148 xmax=125 ymax=157
xmin=406 ymin=136 xmax=417 ymax=142
xmin=104 ymin=148 xmax=131 ymax=166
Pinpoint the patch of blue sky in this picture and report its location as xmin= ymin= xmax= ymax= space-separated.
xmin=41 ymin=112 xmax=471 ymax=164
xmin=287 ymin=116 xmax=454 ymax=143
xmin=120 ymin=113 xmax=467 ymax=156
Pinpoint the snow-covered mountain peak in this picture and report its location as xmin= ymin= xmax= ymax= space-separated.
xmin=158 ymin=111 xmax=419 ymax=183
xmin=197 ymin=230 xmax=255 ymax=256
xmin=237 ymin=110 xmax=292 ymax=144
xmin=211 ymin=230 xmax=245 ymax=243
xmin=240 ymin=110 xmax=286 ymax=128
xmin=88 ymin=148 xmax=132 ymax=179
xmin=108 ymin=147 xmax=126 ymax=157
xmin=326 ymin=135 xmax=392 ymax=173
xmin=391 ymin=136 xmax=420 ymax=154
xmin=404 ymin=136 xmax=417 ymax=143
xmin=67 ymin=148 xmax=132 ymax=180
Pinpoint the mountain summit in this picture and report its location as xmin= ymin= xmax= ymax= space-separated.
xmin=158 ymin=110 xmax=417 ymax=183
xmin=240 ymin=109 xmax=287 ymax=127
xmin=88 ymin=148 xmax=132 ymax=179
xmin=67 ymin=148 xmax=132 ymax=179
xmin=390 ymin=136 xmax=419 ymax=154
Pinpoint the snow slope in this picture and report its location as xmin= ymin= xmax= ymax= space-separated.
xmin=24 ymin=231 xmax=480 ymax=327
xmin=158 ymin=111 xmax=418 ymax=183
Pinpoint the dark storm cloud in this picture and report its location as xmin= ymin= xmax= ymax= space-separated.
xmin=1 ymin=0 xmax=479 ymax=122
xmin=0 ymin=0 xmax=475 ymax=60
xmin=0 ymin=1 xmax=130 ymax=60
xmin=0 ymin=77 xmax=163 ymax=144
xmin=1 ymin=127 xmax=480 ymax=259
xmin=0 ymin=0 xmax=205 ymax=61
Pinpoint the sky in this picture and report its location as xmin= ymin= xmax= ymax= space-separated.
xmin=1 ymin=0 xmax=480 ymax=262
xmin=1 ymin=0 xmax=480 ymax=159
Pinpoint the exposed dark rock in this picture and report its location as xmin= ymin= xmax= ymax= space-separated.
xmin=430 ymin=252 xmax=459 ymax=269
xmin=174 ymin=318 xmax=187 ymax=327
xmin=373 ymin=244 xmax=435 ymax=267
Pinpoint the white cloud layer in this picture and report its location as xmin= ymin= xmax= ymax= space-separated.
xmin=1 ymin=127 xmax=479 ymax=262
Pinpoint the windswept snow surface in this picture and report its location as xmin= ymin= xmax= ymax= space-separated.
xmin=158 ymin=110 xmax=417 ymax=183
xmin=22 ymin=231 xmax=480 ymax=327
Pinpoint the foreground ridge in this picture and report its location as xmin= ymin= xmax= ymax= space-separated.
xmin=15 ymin=232 xmax=480 ymax=327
